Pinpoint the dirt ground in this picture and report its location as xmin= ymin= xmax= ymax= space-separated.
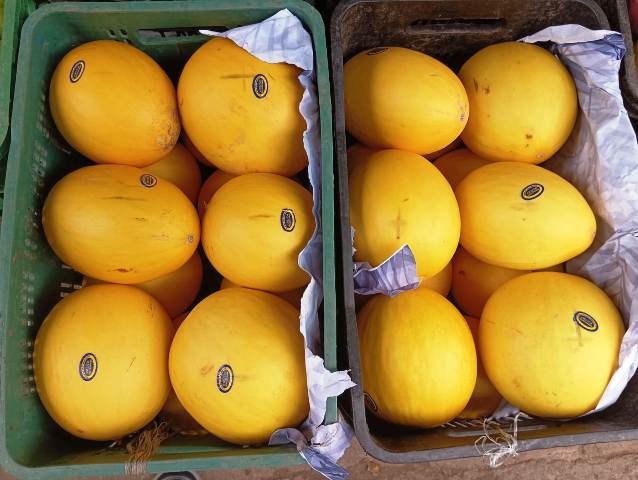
xmin=3 ymin=437 xmax=637 ymax=480
xmin=188 ymin=438 xmax=638 ymax=480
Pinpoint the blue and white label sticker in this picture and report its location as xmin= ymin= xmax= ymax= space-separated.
xmin=69 ymin=60 xmax=85 ymax=83
xmin=573 ymin=311 xmax=599 ymax=332
xmin=280 ymin=208 xmax=296 ymax=232
xmin=79 ymin=353 xmax=98 ymax=381
xmin=216 ymin=364 xmax=234 ymax=393
xmin=252 ymin=74 xmax=269 ymax=99
xmin=521 ymin=183 xmax=544 ymax=200
xmin=139 ymin=173 xmax=157 ymax=188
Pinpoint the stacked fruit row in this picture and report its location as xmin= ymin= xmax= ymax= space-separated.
xmin=345 ymin=43 xmax=624 ymax=426
xmin=34 ymin=37 xmax=316 ymax=445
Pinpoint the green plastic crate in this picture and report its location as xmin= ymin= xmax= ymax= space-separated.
xmin=0 ymin=0 xmax=36 ymax=215
xmin=0 ymin=1 xmax=336 ymax=477
xmin=1 ymin=0 xmax=36 ymax=157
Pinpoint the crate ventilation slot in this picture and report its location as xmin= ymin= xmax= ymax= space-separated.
xmin=409 ymin=17 xmax=506 ymax=32
xmin=138 ymin=26 xmax=229 ymax=40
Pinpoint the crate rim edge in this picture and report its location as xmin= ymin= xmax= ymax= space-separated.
xmin=0 ymin=0 xmax=336 ymax=476
xmin=0 ymin=0 xmax=20 ymax=156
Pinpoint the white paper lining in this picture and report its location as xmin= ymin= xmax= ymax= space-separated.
xmin=200 ymin=10 xmax=355 ymax=479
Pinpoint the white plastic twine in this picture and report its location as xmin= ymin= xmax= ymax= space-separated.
xmin=474 ymin=413 xmax=524 ymax=468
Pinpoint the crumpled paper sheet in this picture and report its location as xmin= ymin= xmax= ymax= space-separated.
xmin=200 ymin=10 xmax=355 ymax=479
xmin=353 ymin=244 xmax=420 ymax=297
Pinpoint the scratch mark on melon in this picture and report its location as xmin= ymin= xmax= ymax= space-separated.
xmin=157 ymin=108 xmax=180 ymax=151
xmin=395 ymin=210 xmax=407 ymax=240
xmin=102 ymin=196 xmax=146 ymax=202
xmin=220 ymin=74 xmax=253 ymax=79
xmin=126 ymin=357 xmax=137 ymax=373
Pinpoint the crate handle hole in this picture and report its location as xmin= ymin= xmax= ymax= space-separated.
xmin=108 ymin=29 xmax=116 ymax=37
xmin=199 ymin=25 xmax=229 ymax=33
xmin=409 ymin=17 xmax=506 ymax=33
xmin=137 ymin=25 xmax=229 ymax=40
xmin=120 ymin=29 xmax=128 ymax=36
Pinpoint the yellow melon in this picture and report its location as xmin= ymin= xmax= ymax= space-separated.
xmin=202 ymin=173 xmax=313 ymax=292
xmin=344 ymin=46 xmax=468 ymax=155
xmin=43 ymin=165 xmax=200 ymax=284
xmin=275 ymin=286 xmax=306 ymax=309
xmin=84 ymin=252 xmax=203 ymax=318
xmin=161 ymin=313 xmax=207 ymax=436
xmin=219 ymin=277 xmax=241 ymax=290
xmin=178 ymin=37 xmax=306 ymax=176
xmin=452 ymin=247 xmax=563 ymax=317
xmin=458 ymin=316 xmax=502 ymax=419
xmin=347 ymin=144 xmax=377 ymax=174
xmin=480 ymin=272 xmax=624 ymax=418
xmin=459 ymin=42 xmax=577 ymax=164
xmin=143 ymin=143 xmax=201 ymax=204
xmin=171 ymin=311 xmax=188 ymax=332
xmin=33 ymin=284 xmax=172 ymax=440
xmin=433 ymin=148 xmax=491 ymax=189
xmin=349 ymin=149 xmax=460 ymax=278
xmin=455 ymin=162 xmax=596 ymax=269
xmin=183 ymin=132 xmax=211 ymax=166
xmin=359 ymin=287 xmax=476 ymax=427
xmin=421 ymin=261 xmax=452 ymax=296
xmin=49 ymin=40 xmax=179 ymax=166
xmin=161 ymin=388 xmax=207 ymax=436
xmin=427 ymin=137 xmax=462 ymax=160
xmin=197 ymin=170 xmax=237 ymax=218
xmin=354 ymin=294 xmax=371 ymax=312
xmin=169 ymin=288 xmax=308 ymax=444
xmin=220 ymin=277 xmax=305 ymax=309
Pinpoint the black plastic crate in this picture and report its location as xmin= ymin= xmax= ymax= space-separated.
xmin=598 ymin=0 xmax=638 ymax=117
xmin=331 ymin=0 xmax=638 ymax=464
